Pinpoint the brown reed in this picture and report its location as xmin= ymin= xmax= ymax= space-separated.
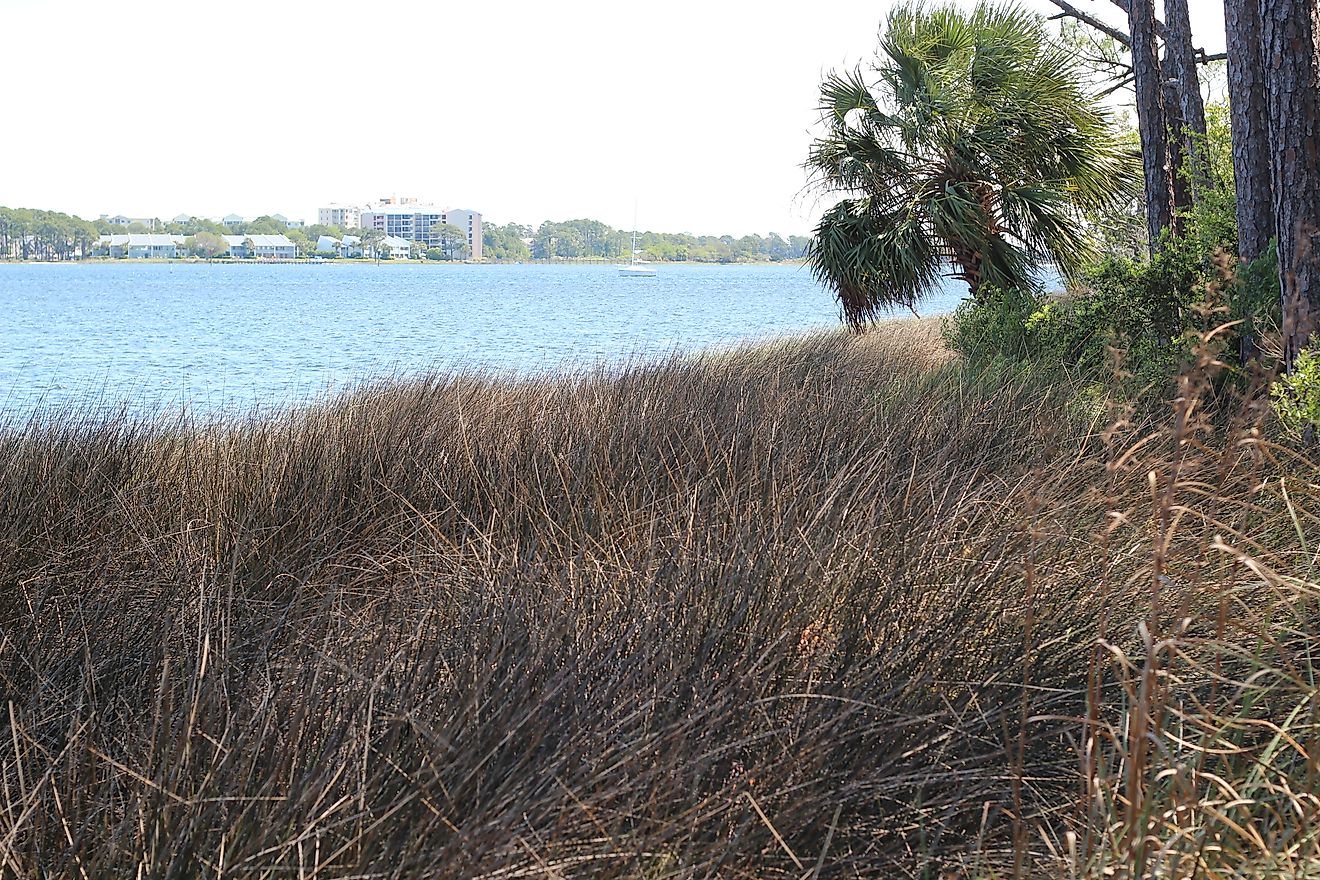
xmin=0 ymin=318 xmax=1313 ymax=878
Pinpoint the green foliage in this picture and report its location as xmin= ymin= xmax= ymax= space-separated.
xmin=432 ymin=223 xmax=470 ymax=260
xmin=945 ymin=239 xmax=1213 ymax=390
xmin=300 ymin=223 xmax=346 ymax=242
xmin=285 ymin=228 xmax=312 ymax=255
xmin=184 ymin=231 xmax=229 ymax=259
xmin=806 ymin=1 xmax=1138 ymax=326
xmin=0 ymin=206 xmax=100 ymax=261
xmin=945 ymin=98 xmax=1278 ymax=395
xmin=1232 ymin=246 xmax=1280 ymax=346
xmin=942 ymin=286 xmax=1045 ymax=365
xmin=482 ymin=222 xmax=532 ymax=261
xmin=164 ymin=217 xmax=228 ymax=236
xmin=514 ymin=218 xmax=807 ymax=263
xmin=245 ymin=216 xmax=287 ymax=235
xmin=1270 ymin=349 xmax=1320 ymax=434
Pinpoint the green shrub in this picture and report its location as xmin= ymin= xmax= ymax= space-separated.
xmin=1270 ymin=348 xmax=1320 ymax=434
xmin=944 ymin=229 xmax=1269 ymax=397
xmin=1231 ymin=246 xmax=1281 ymax=358
xmin=941 ymin=286 xmax=1044 ymax=365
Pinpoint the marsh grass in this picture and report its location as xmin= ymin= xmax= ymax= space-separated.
xmin=0 ymin=319 xmax=1314 ymax=877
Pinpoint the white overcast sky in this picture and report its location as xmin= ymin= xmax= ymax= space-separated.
xmin=0 ymin=0 xmax=1226 ymax=236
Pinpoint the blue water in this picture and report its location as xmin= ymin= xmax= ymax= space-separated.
xmin=0 ymin=262 xmax=969 ymax=416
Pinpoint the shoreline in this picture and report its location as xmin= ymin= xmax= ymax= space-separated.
xmin=0 ymin=257 xmax=810 ymax=268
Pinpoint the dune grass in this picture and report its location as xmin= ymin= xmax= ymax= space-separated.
xmin=0 ymin=319 xmax=1315 ymax=878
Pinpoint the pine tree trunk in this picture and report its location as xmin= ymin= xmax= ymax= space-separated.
xmin=1163 ymin=0 xmax=1209 ymax=191
xmin=1224 ymin=0 xmax=1275 ymax=264
xmin=1261 ymin=0 xmax=1320 ymax=364
xmin=1129 ymin=0 xmax=1174 ymax=253
xmin=1164 ymin=77 xmax=1192 ymax=234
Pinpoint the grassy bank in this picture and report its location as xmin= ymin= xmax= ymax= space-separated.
xmin=1 ymin=322 xmax=1315 ymax=877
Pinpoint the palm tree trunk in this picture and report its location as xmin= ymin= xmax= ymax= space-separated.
xmin=1261 ymin=0 xmax=1320 ymax=366
xmin=1128 ymin=0 xmax=1174 ymax=254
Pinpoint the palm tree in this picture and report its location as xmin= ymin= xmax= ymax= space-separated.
xmin=807 ymin=2 xmax=1138 ymax=328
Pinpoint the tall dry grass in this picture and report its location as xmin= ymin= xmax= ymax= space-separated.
xmin=0 ymin=319 xmax=1314 ymax=878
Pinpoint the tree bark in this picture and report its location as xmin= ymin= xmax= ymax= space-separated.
xmin=1164 ymin=76 xmax=1192 ymax=233
xmin=1261 ymin=0 xmax=1320 ymax=364
xmin=1129 ymin=0 xmax=1174 ymax=253
xmin=1162 ymin=0 xmax=1209 ymax=192
xmin=1224 ymin=0 xmax=1275 ymax=264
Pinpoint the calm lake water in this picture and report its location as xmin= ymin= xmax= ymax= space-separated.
xmin=0 ymin=262 xmax=969 ymax=417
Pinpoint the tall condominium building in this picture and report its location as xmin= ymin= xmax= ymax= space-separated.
xmin=318 ymin=204 xmax=361 ymax=229
xmin=359 ymin=204 xmax=482 ymax=259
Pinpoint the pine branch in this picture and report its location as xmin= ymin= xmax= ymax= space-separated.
xmin=1045 ymin=0 xmax=1132 ymax=46
xmin=1045 ymin=0 xmax=1226 ymax=64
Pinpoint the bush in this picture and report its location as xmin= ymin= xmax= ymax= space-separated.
xmin=1270 ymin=348 xmax=1320 ymax=435
xmin=941 ymin=285 xmax=1044 ymax=365
xmin=945 ymin=229 xmax=1276 ymax=396
xmin=944 ymin=97 xmax=1284 ymax=393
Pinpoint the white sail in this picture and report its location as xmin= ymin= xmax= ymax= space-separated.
xmin=619 ymin=213 xmax=656 ymax=277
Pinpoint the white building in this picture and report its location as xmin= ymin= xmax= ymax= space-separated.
xmin=271 ymin=214 xmax=304 ymax=229
xmin=380 ymin=235 xmax=412 ymax=259
xmin=358 ymin=204 xmax=482 ymax=258
xmin=100 ymin=215 xmax=158 ymax=228
xmin=314 ymin=234 xmax=362 ymax=257
xmin=98 ymin=233 xmax=184 ymax=258
xmin=318 ymin=204 xmax=361 ymax=229
xmin=222 ymin=214 xmax=246 ymax=228
xmin=221 ymin=234 xmax=298 ymax=259
xmin=441 ymin=208 xmax=482 ymax=260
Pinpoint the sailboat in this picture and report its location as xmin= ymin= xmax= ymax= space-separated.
xmin=618 ymin=212 xmax=656 ymax=276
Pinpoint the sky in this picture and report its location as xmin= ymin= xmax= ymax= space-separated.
xmin=0 ymin=0 xmax=1227 ymax=237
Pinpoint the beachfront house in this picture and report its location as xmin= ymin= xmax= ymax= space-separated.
xmin=221 ymin=234 xmax=298 ymax=259
xmin=222 ymin=214 xmax=246 ymax=229
xmin=313 ymin=234 xmax=362 ymax=257
xmin=381 ymin=235 xmax=411 ymax=259
xmin=99 ymin=214 xmax=157 ymax=228
xmin=97 ymin=233 xmax=184 ymax=258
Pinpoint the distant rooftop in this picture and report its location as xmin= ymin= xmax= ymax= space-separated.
xmin=98 ymin=234 xmax=184 ymax=246
xmin=362 ymin=204 xmax=447 ymax=215
xmin=222 ymin=234 xmax=295 ymax=247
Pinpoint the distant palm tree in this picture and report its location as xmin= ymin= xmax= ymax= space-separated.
xmin=806 ymin=1 xmax=1138 ymax=327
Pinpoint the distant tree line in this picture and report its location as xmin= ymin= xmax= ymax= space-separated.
xmin=0 ymin=207 xmax=100 ymax=260
xmin=3 ymin=205 xmax=810 ymax=265
xmin=483 ymin=219 xmax=810 ymax=263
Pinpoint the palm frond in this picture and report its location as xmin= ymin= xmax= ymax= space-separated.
xmin=807 ymin=0 xmax=1133 ymax=318
xmin=807 ymin=199 xmax=940 ymax=329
